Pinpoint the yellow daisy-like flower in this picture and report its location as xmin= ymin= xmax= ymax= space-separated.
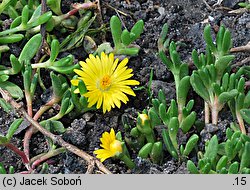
xmin=94 ymin=128 xmax=122 ymax=162
xmin=71 ymin=52 xmax=140 ymax=113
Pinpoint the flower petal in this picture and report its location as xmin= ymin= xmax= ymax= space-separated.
xmin=73 ymin=88 xmax=80 ymax=93
xmin=110 ymin=128 xmax=115 ymax=141
xmin=74 ymin=69 xmax=86 ymax=77
xmin=71 ymin=79 xmax=80 ymax=86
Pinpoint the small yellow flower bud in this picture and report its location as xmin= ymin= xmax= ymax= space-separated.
xmin=139 ymin=114 xmax=149 ymax=125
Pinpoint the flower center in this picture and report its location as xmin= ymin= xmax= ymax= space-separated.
xmin=100 ymin=75 xmax=111 ymax=90
xmin=110 ymin=140 xmax=122 ymax=155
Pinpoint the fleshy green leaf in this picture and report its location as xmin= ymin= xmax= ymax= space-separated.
xmin=0 ymin=81 xmax=24 ymax=99
xmin=130 ymin=20 xmax=144 ymax=41
xmin=180 ymin=111 xmax=196 ymax=133
xmin=204 ymin=25 xmax=216 ymax=52
xmin=138 ymin=143 xmax=153 ymax=159
xmin=240 ymin=142 xmax=250 ymax=171
xmin=178 ymin=76 xmax=190 ymax=106
xmin=216 ymin=155 xmax=228 ymax=172
xmin=204 ymin=135 xmax=218 ymax=161
xmin=110 ymin=16 xmax=122 ymax=48
xmin=150 ymin=141 xmax=163 ymax=164
xmin=19 ymin=33 xmax=42 ymax=63
xmin=218 ymin=89 xmax=238 ymax=104
xmin=187 ymin=160 xmax=199 ymax=174
xmin=190 ymin=72 xmax=210 ymax=101
xmin=6 ymin=118 xmax=23 ymax=141
xmin=121 ymin=29 xmax=132 ymax=46
xmin=240 ymin=109 xmax=250 ymax=124
xmin=162 ymin=129 xmax=178 ymax=159
xmin=216 ymin=25 xmax=225 ymax=52
xmin=228 ymin=161 xmax=239 ymax=174
xmin=222 ymin=29 xmax=232 ymax=54
xmin=168 ymin=117 xmax=179 ymax=150
xmin=183 ymin=134 xmax=199 ymax=156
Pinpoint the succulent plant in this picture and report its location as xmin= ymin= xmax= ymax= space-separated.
xmin=187 ymin=131 xmax=250 ymax=174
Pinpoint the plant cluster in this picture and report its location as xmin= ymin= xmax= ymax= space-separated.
xmin=94 ymin=23 xmax=250 ymax=173
xmin=0 ymin=0 xmax=143 ymax=173
xmin=187 ymin=130 xmax=250 ymax=174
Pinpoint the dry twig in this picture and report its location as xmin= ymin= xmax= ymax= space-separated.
xmin=230 ymin=42 xmax=250 ymax=53
xmin=0 ymin=88 xmax=112 ymax=174
xmin=202 ymin=0 xmax=213 ymax=11
xmin=35 ymin=0 xmax=49 ymax=62
xmin=125 ymin=0 xmax=131 ymax=5
xmin=229 ymin=8 xmax=249 ymax=14
xmin=94 ymin=0 xmax=106 ymax=41
xmin=105 ymin=3 xmax=129 ymax=17
xmin=232 ymin=56 xmax=250 ymax=69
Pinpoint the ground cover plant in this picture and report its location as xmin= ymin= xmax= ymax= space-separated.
xmin=0 ymin=0 xmax=249 ymax=174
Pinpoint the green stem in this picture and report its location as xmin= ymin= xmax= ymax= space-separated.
xmin=0 ymin=69 xmax=10 ymax=75
xmin=211 ymin=96 xmax=219 ymax=125
xmin=31 ymin=61 xmax=50 ymax=69
xmin=119 ymin=154 xmax=135 ymax=169
xmin=0 ymin=0 xmax=14 ymax=14
xmin=30 ymin=152 xmax=47 ymax=163
xmin=114 ymin=47 xmax=139 ymax=55
xmin=23 ymin=126 xmax=35 ymax=160
xmin=23 ymin=97 xmax=59 ymax=160
xmin=34 ymin=55 xmax=48 ymax=91
xmin=31 ymin=147 xmax=66 ymax=169
xmin=0 ymin=26 xmax=22 ymax=36
xmin=173 ymin=72 xmax=180 ymax=99
xmin=211 ymin=107 xmax=218 ymax=125
xmin=69 ymin=106 xmax=96 ymax=118
xmin=205 ymin=102 xmax=210 ymax=124
xmin=4 ymin=143 xmax=29 ymax=164
xmin=145 ymin=133 xmax=155 ymax=144
xmin=37 ymin=69 xmax=46 ymax=91
xmin=33 ymin=97 xmax=59 ymax=120
xmin=48 ymin=114 xmax=62 ymax=121
xmin=173 ymin=72 xmax=182 ymax=121
xmin=25 ymin=90 xmax=33 ymax=117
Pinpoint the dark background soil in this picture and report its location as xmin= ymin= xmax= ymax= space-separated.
xmin=0 ymin=0 xmax=249 ymax=174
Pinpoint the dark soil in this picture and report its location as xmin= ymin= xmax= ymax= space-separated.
xmin=0 ymin=0 xmax=249 ymax=174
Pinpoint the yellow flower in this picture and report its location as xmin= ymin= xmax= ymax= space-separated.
xmin=71 ymin=52 xmax=140 ymax=113
xmin=94 ymin=128 xmax=122 ymax=162
xmin=139 ymin=113 xmax=149 ymax=125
